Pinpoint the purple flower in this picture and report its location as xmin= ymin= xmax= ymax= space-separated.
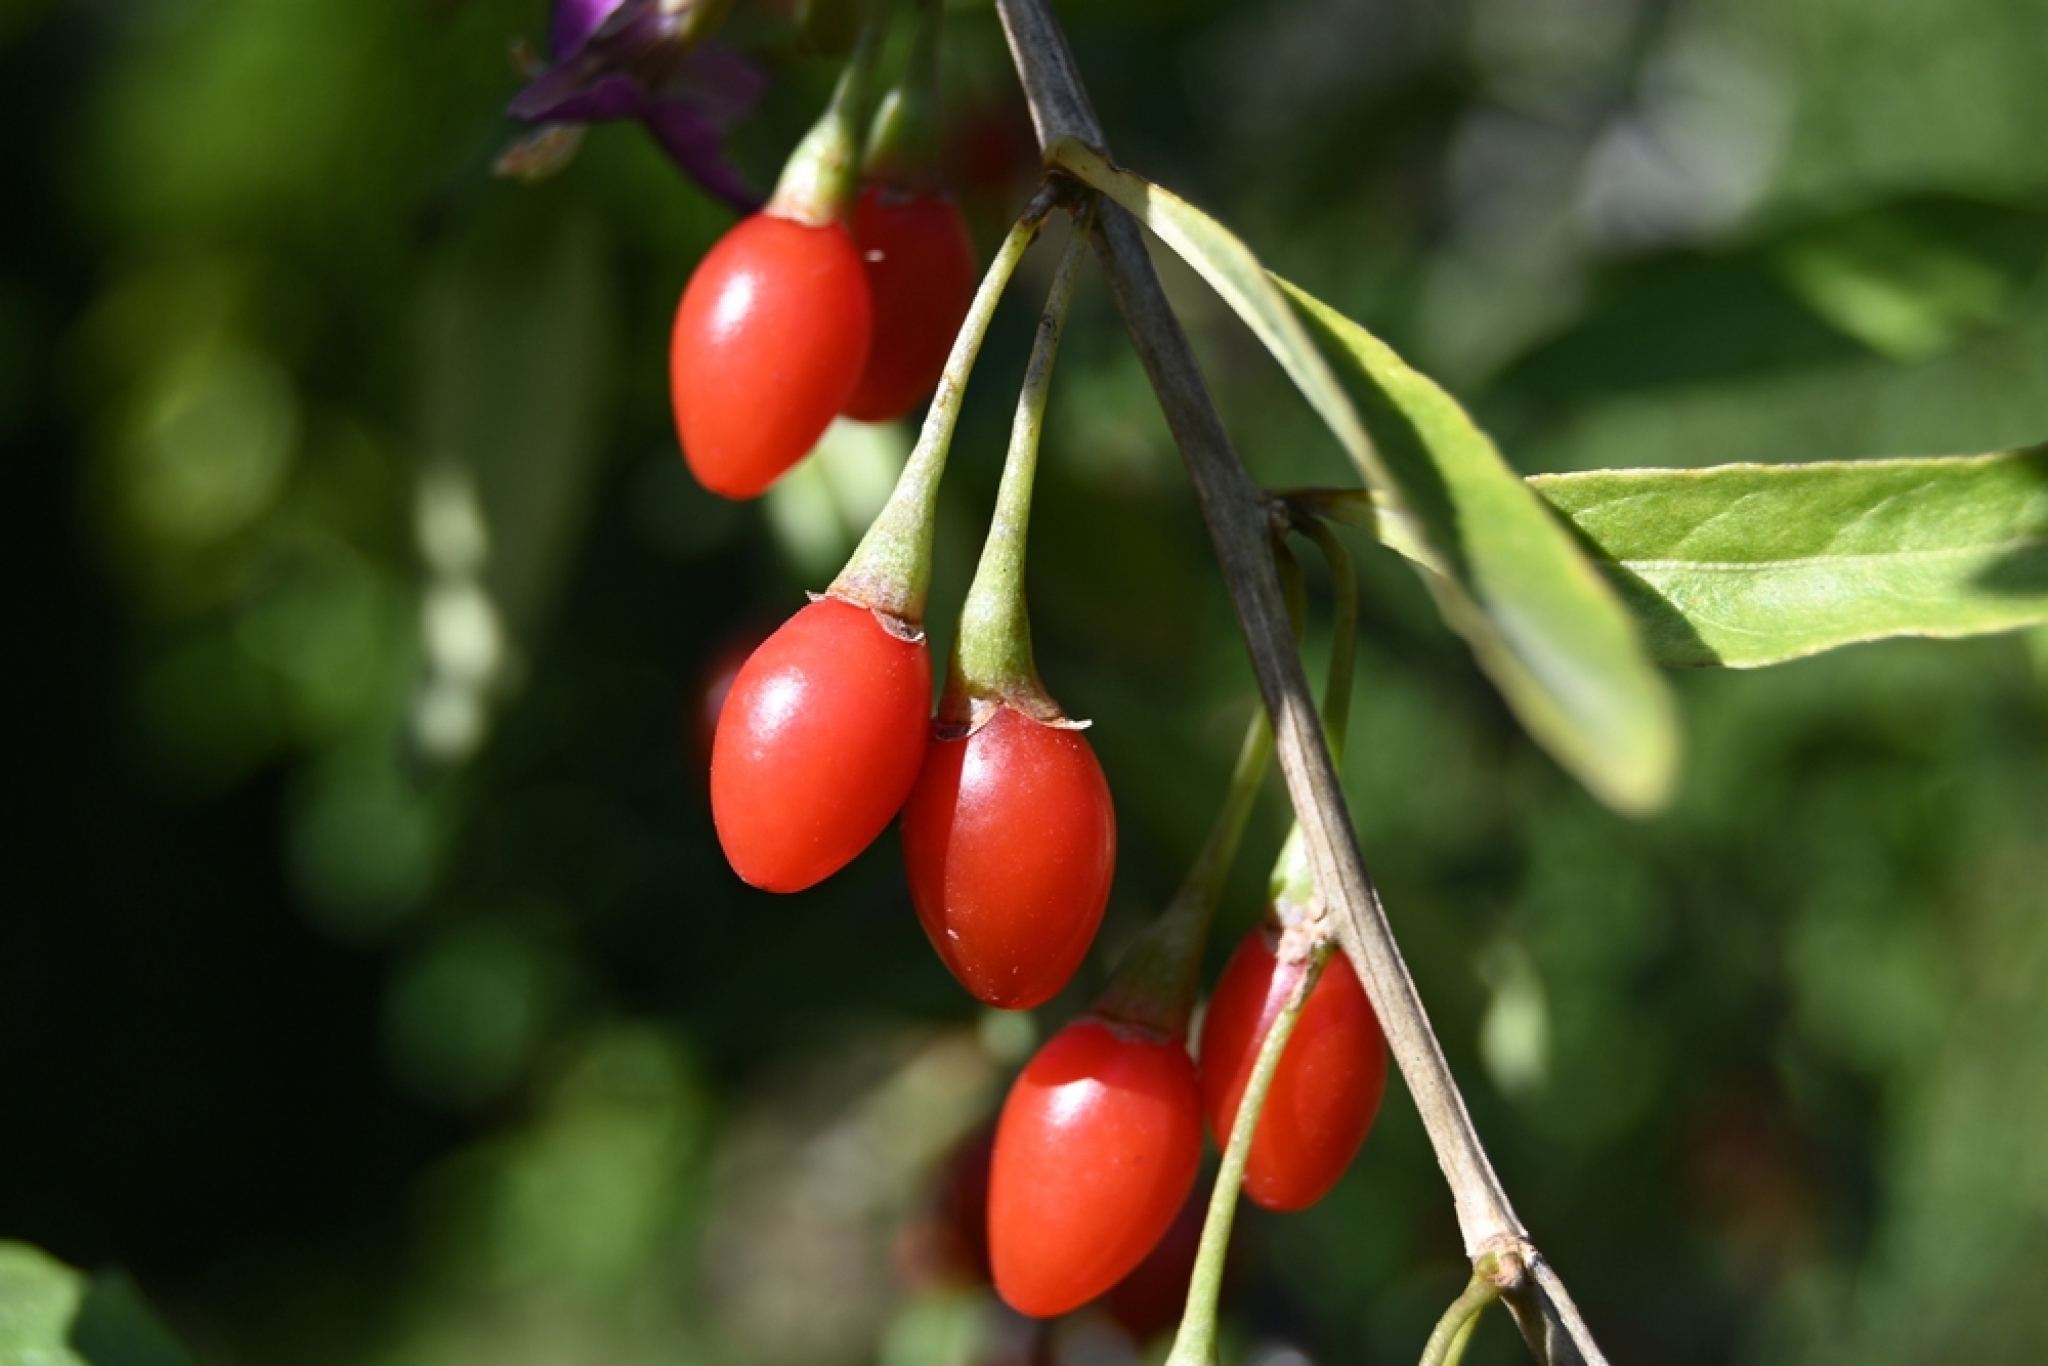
xmin=506 ymin=0 xmax=765 ymax=212
xmin=551 ymin=0 xmax=623 ymax=59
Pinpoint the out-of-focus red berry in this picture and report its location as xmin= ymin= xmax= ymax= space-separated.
xmin=843 ymin=186 xmax=977 ymax=423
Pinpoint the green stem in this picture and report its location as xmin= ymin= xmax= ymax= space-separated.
xmin=1275 ymin=537 xmax=1307 ymax=645
xmin=767 ymin=0 xmax=895 ymax=224
xmin=1269 ymin=519 xmax=1358 ymax=922
xmin=1092 ymin=525 xmax=1302 ymax=1037
xmin=1165 ymin=944 xmax=1332 ymax=1366
xmin=1092 ymin=705 xmax=1272 ymax=1037
xmin=829 ymin=185 xmax=1058 ymax=624
xmin=944 ymin=198 xmax=1096 ymax=723
xmin=1300 ymin=517 xmax=1357 ymax=762
xmin=862 ymin=0 xmax=945 ymax=187
xmin=1418 ymin=1259 xmax=1502 ymax=1366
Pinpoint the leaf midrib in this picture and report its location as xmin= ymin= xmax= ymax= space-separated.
xmin=1610 ymin=531 xmax=2047 ymax=574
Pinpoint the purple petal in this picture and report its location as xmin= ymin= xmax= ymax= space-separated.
xmin=514 ymin=70 xmax=651 ymax=124
xmin=641 ymin=102 xmax=763 ymax=212
xmin=552 ymin=0 xmax=628 ymax=59
xmin=511 ymin=1 xmax=746 ymax=124
xmin=505 ymin=0 xmax=766 ymax=211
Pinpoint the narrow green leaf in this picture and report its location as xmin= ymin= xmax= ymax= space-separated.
xmin=1046 ymin=140 xmax=1379 ymax=479
xmin=0 ymin=1241 xmax=89 ymax=1366
xmin=0 ymin=1245 xmax=201 ymax=1366
xmin=1526 ymin=451 xmax=2048 ymax=667
xmin=1050 ymin=137 xmax=1680 ymax=813
xmin=69 ymin=1272 xmax=198 ymax=1366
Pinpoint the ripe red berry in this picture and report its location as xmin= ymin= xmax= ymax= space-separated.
xmin=1102 ymin=1188 xmax=1210 ymax=1343
xmin=896 ymin=1125 xmax=995 ymax=1291
xmin=686 ymin=621 xmax=775 ymax=774
xmin=1198 ymin=928 xmax=1388 ymax=1212
xmin=709 ymin=596 xmax=930 ymax=891
xmin=671 ymin=212 xmax=873 ymax=499
xmin=900 ymin=705 xmax=1115 ymax=1009
xmin=988 ymin=1018 xmax=1203 ymax=1318
xmin=843 ymin=186 xmax=977 ymax=423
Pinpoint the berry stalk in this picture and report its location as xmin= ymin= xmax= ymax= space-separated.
xmin=943 ymin=197 xmax=1097 ymax=725
xmin=1089 ymin=703 xmax=1272 ymax=1037
xmin=1176 ymin=514 xmax=1376 ymax=1351
xmin=829 ymin=184 xmax=1059 ymax=623
xmin=862 ymin=0 xmax=945 ymax=187
xmin=767 ymin=0 xmax=895 ymax=224
xmin=1270 ymin=516 xmax=1356 ymax=919
xmin=1165 ymin=944 xmax=1330 ymax=1366
xmin=1419 ymin=1257 xmax=1505 ymax=1366
xmin=1091 ymin=533 xmax=1302 ymax=1036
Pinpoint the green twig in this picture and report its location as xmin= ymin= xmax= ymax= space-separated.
xmin=1093 ymin=701 xmax=1273 ymax=1036
xmin=768 ymin=0 xmax=896 ymax=223
xmin=862 ymin=0 xmax=945 ymax=185
xmin=1420 ymin=1259 xmax=1503 ymax=1366
xmin=1267 ymin=517 xmax=1357 ymax=925
xmin=830 ymin=184 xmax=1059 ymax=623
xmin=1166 ymin=945 xmax=1333 ymax=1366
xmin=945 ymin=198 xmax=1097 ymax=723
xmin=1299 ymin=516 xmax=1357 ymax=762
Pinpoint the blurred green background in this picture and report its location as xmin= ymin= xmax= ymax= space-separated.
xmin=4 ymin=0 xmax=2047 ymax=1362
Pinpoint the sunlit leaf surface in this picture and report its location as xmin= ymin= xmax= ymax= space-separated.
xmin=1529 ymin=450 xmax=2048 ymax=666
xmin=1052 ymin=139 xmax=1679 ymax=813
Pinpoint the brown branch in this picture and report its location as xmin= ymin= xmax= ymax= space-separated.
xmin=990 ymin=1 xmax=1611 ymax=1362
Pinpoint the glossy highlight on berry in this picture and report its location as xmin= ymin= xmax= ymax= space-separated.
xmin=1198 ymin=928 xmax=1388 ymax=1211
xmin=900 ymin=704 xmax=1115 ymax=1009
xmin=843 ymin=186 xmax=977 ymax=423
xmin=709 ymin=596 xmax=930 ymax=891
xmin=987 ymin=1018 xmax=1203 ymax=1318
xmin=671 ymin=212 xmax=873 ymax=499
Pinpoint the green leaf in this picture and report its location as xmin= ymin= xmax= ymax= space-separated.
xmin=1525 ymin=451 xmax=2048 ymax=667
xmin=1048 ymin=137 xmax=1679 ymax=812
xmin=0 ymin=1242 xmax=89 ymax=1366
xmin=1046 ymin=140 xmax=1379 ymax=480
xmin=68 ymin=1274 xmax=196 ymax=1366
xmin=0 ymin=1246 xmax=199 ymax=1366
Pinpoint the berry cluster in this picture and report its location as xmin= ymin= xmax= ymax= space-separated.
xmin=669 ymin=187 xmax=976 ymax=499
xmin=666 ymin=0 xmax=1389 ymax=1343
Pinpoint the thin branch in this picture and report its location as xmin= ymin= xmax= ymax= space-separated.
xmin=1420 ymin=1256 xmax=1504 ymax=1366
xmin=990 ymin=2 xmax=1610 ymax=1363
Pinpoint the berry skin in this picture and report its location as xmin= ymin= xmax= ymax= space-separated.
xmin=900 ymin=705 xmax=1116 ymax=1009
xmin=1103 ymin=1188 xmax=1210 ymax=1343
xmin=671 ymin=213 xmax=873 ymax=499
xmin=686 ymin=621 xmax=774 ymax=774
xmin=709 ymin=596 xmax=930 ymax=891
xmin=843 ymin=186 xmax=977 ymax=423
xmin=1198 ymin=928 xmax=1388 ymax=1212
xmin=896 ymin=1125 xmax=995 ymax=1291
xmin=988 ymin=1018 xmax=1203 ymax=1318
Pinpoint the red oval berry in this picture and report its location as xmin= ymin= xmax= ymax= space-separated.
xmin=1198 ymin=928 xmax=1388 ymax=1211
xmin=896 ymin=1125 xmax=995 ymax=1291
xmin=1103 ymin=1188 xmax=1209 ymax=1343
xmin=901 ymin=706 xmax=1115 ymax=1009
xmin=842 ymin=187 xmax=977 ymax=423
xmin=709 ymin=597 xmax=930 ymax=891
xmin=671 ymin=213 xmax=873 ymax=499
xmin=988 ymin=1018 xmax=1202 ymax=1318
xmin=686 ymin=621 xmax=775 ymax=774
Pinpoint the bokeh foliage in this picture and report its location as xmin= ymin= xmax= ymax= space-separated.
xmin=4 ymin=0 xmax=2047 ymax=1362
